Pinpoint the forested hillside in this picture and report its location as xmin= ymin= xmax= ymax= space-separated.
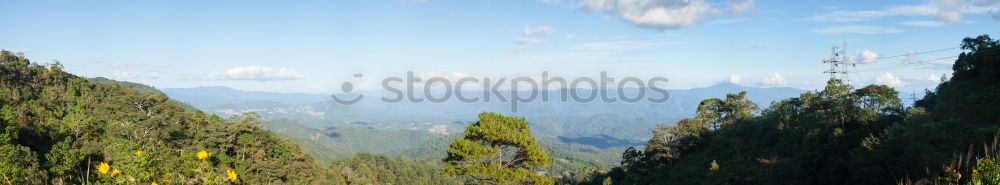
xmin=0 ymin=51 xmax=334 ymax=184
xmin=267 ymin=118 xmax=622 ymax=175
xmin=0 ymin=50 xmax=567 ymax=184
xmin=570 ymin=35 xmax=1000 ymax=185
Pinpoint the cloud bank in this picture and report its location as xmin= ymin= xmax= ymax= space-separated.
xmin=580 ymin=0 xmax=755 ymax=30
xmin=206 ymin=65 xmax=305 ymax=81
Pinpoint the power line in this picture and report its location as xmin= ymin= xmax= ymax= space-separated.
xmin=821 ymin=45 xmax=960 ymax=82
xmin=852 ymin=56 xmax=957 ymax=73
xmin=866 ymin=47 xmax=960 ymax=61
xmin=851 ymin=47 xmax=1000 ymax=73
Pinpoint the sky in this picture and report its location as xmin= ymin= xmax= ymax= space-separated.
xmin=1 ymin=0 xmax=998 ymax=94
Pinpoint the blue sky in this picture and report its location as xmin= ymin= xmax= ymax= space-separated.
xmin=1 ymin=0 xmax=998 ymax=94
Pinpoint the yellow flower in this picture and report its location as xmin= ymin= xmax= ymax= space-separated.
xmin=151 ymin=182 xmax=158 ymax=185
xmin=958 ymin=172 xmax=962 ymax=179
xmin=197 ymin=150 xmax=209 ymax=160
xmin=226 ymin=169 xmax=238 ymax=182
xmin=110 ymin=169 xmax=121 ymax=176
xmin=135 ymin=150 xmax=143 ymax=156
xmin=974 ymin=169 xmax=979 ymax=174
xmin=97 ymin=162 xmax=110 ymax=174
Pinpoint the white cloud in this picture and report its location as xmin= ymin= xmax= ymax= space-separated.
xmin=850 ymin=50 xmax=880 ymax=64
xmin=937 ymin=0 xmax=963 ymax=23
xmin=729 ymin=0 xmax=754 ymax=15
xmin=727 ymin=74 xmax=742 ymax=84
xmin=897 ymin=74 xmax=948 ymax=89
xmin=875 ymin=72 xmax=905 ymax=87
xmin=114 ymin=71 xmax=142 ymax=79
xmin=811 ymin=25 xmax=903 ymax=34
xmin=759 ymin=73 xmax=788 ymax=86
xmin=580 ymin=0 xmax=713 ymax=30
xmin=112 ymin=62 xmax=149 ymax=68
xmin=408 ymin=72 xmax=482 ymax=88
xmin=523 ymin=26 xmax=554 ymax=36
xmin=514 ymin=38 xmax=546 ymax=45
xmin=571 ymin=40 xmax=677 ymax=50
xmin=515 ymin=26 xmax=553 ymax=45
xmin=806 ymin=4 xmax=937 ymax=22
xmin=929 ymin=74 xmax=943 ymax=83
xmin=806 ymin=0 xmax=1000 ymax=23
xmin=899 ymin=20 xmax=948 ymax=27
xmin=113 ymin=71 xmax=160 ymax=79
xmin=205 ymin=65 xmax=305 ymax=81
xmin=539 ymin=0 xmax=561 ymax=4
xmin=144 ymin=72 xmax=161 ymax=79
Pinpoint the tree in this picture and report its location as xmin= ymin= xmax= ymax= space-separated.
xmin=697 ymin=91 xmax=759 ymax=129
xmin=929 ymin=34 xmax=1000 ymax=124
xmin=0 ymin=126 xmax=47 ymax=184
xmin=443 ymin=112 xmax=554 ymax=185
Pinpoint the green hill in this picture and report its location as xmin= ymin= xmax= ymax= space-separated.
xmin=573 ymin=35 xmax=1000 ymax=185
xmin=265 ymin=118 xmax=624 ymax=175
xmin=0 ymin=51 xmax=330 ymax=184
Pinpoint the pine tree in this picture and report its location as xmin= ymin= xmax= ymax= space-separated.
xmin=443 ymin=112 xmax=554 ymax=185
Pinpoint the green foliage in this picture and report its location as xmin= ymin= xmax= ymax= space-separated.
xmin=0 ymin=50 xmax=329 ymax=184
xmin=583 ymin=79 xmax=927 ymax=185
xmin=925 ymin=34 xmax=1000 ymax=125
xmin=444 ymin=112 xmax=554 ymax=185
xmin=697 ymin=91 xmax=759 ymax=130
xmin=327 ymin=153 xmax=463 ymax=184
xmin=0 ymin=125 xmax=47 ymax=184
xmin=972 ymin=157 xmax=1000 ymax=185
xmin=567 ymin=35 xmax=1000 ymax=185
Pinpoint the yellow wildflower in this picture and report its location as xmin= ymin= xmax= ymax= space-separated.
xmin=226 ymin=169 xmax=238 ymax=182
xmin=958 ymin=172 xmax=962 ymax=179
xmin=974 ymin=169 xmax=979 ymax=174
xmin=110 ymin=169 xmax=121 ymax=176
xmin=151 ymin=182 xmax=158 ymax=185
xmin=135 ymin=150 xmax=143 ymax=156
xmin=97 ymin=162 xmax=110 ymax=174
xmin=197 ymin=150 xmax=209 ymax=160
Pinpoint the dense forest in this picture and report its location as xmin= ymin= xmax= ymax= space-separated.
xmin=0 ymin=50 xmax=332 ymax=184
xmin=563 ymin=35 xmax=1000 ymax=185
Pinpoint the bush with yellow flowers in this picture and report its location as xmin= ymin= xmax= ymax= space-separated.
xmin=971 ymin=157 xmax=1000 ymax=185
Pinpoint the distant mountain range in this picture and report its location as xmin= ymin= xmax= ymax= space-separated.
xmin=161 ymin=82 xmax=806 ymax=147
xmin=161 ymin=86 xmax=329 ymax=108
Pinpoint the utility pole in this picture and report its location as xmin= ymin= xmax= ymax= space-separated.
xmin=909 ymin=90 xmax=918 ymax=106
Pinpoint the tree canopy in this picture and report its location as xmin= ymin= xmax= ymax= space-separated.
xmin=444 ymin=112 xmax=554 ymax=185
xmin=0 ymin=50 xmax=329 ymax=184
xmin=569 ymin=35 xmax=1000 ymax=185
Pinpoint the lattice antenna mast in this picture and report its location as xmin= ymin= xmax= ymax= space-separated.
xmin=840 ymin=42 xmax=852 ymax=84
xmin=822 ymin=42 xmax=851 ymax=84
